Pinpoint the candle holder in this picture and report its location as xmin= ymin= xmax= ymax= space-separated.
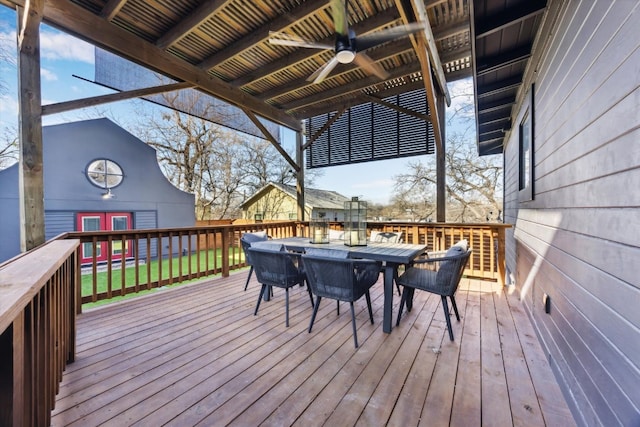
xmin=309 ymin=219 xmax=329 ymax=244
xmin=344 ymin=197 xmax=367 ymax=246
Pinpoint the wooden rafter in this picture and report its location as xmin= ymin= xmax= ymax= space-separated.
xmin=258 ymin=38 xmax=414 ymax=102
xmin=155 ymin=0 xmax=229 ymax=50
xmin=198 ymin=0 xmax=331 ymax=71
xmin=282 ymin=62 xmax=422 ymax=112
xmin=302 ymin=107 xmax=348 ymax=150
xmin=230 ymin=9 xmax=404 ymax=88
xmin=241 ymin=108 xmax=299 ymax=172
xmin=359 ymin=93 xmax=432 ymax=122
xmin=100 ymin=0 xmax=127 ymax=21
xmin=41 ymin=0 xmax=302 ymax=131
xmin=41 ymin=81 xmax=195 ymax=115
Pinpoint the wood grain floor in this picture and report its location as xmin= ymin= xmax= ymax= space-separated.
xmin=51 ymin=271 xmax=576 ymax=426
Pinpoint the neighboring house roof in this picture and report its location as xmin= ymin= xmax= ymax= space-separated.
xmin=240 ymin=182 xmax=349 ymax=210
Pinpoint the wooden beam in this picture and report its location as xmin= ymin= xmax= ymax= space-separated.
xmin=302 ymin=107 xmax=348 ymax=150
xmin=297 ymin=79 xmax=426 ymax=119
xmin=407 ymin=0 xmax=451 ymax=105
xmin=42 ymin=0 xmax=302 ymax=131
xmin=258 ymin=38 xmax=413 ymax=102
xmin=240 ymin=108 xmax=299 ymax=171
xmin=359 ymin=93 xmax=432 ymax=122
xmin=41 ymin=81 xmax=194 ymax=115
xmin=393 ymin=0 xmax=443 ymax=151
xmin=230 ymin=9 xmax=401 ymax=87
xmin=475 ymin=0 xmax=547 ymax=39
xmin=100 ymin=0 xmax=127 ymax=21
xmin=17 ymin=1 xmax=45 ymax=252
xmin=155 ymin=0 xmax=229 ymax=50
xmin=199 ymin=0 xmax=331 ymax=70
xmin=282 ymin=62 xmax=422 ymax=111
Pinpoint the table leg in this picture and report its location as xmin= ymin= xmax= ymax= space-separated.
xmin=383 ymin=265 xmax=395 ymax=333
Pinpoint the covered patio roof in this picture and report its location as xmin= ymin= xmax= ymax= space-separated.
xmin=1 ymin=0 xmax=475 ymax=137
xmin=2 ymin=0 xmax=546 ymax=248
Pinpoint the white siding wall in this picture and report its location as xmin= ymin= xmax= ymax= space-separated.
xmin=503 ymin=1 xmax=640 ymax=426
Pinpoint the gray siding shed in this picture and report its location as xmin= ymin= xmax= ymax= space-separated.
xmin=0 ymin=118 xmax=195 ymax=263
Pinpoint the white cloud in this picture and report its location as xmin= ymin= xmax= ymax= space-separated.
xmin=0 ymin=94 xmax=18 ymax=114
xmin=0 ymin=95 xmax=18 ymax=128
xmin=40 ymin=30 xmax=94 ymax=64
xmin=41 ymin=68 xmax=58 ymax=81
xmin=0 ymin=29 xmax=17 ymax=59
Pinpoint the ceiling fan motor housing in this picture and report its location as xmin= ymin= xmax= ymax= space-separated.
xmin=335 ymin=33 xmax=356 ymax=64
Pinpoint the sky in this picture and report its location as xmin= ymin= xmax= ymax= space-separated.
xmin=0 ymin=6 xmax=475 ymax=205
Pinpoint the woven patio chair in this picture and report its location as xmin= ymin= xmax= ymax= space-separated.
xmin=240 ymin=231 xmax=269 ymax=291
xmin=302 ymin=254 xmax=382 ymax=348
xmin=371 ymin=231 xmax=403 ymax=243
xmin=249 ymin=247 xmax=314 ymax=327
xmin=370 ymin=231 xmax=404 ymax=295
xmin=396 ymin=241 xmax=471 ymax=341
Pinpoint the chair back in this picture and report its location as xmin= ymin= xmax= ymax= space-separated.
xmin=302 ymin=255 xmax=381 ymax=302
xmin=240 ymin=231 xmax=268 ymax=264
xmin=248 ymin=247 xmax=304 ymax=288
xmin=372 ymin=231 xmax=403 ymax=243
xmin=436 ymin=249 xmax=472 ymax=296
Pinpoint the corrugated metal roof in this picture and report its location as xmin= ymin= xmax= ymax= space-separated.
xmin=241 ymin=182 xmax=349 ymax=210
xmin=2 ymin=0 xmax=473 ymax=130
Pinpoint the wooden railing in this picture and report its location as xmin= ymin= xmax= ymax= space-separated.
xmin=366 ymin=222 xmax=510 ymax=285
xmin=0 ymin=221 xmax=508 ymax=423
xmin=56 ymin=221 xmax=509 ymax=309
xmin=0 ymin=239 xmax=79 ymax=427
xmin=61 ymin=222 xmax=302 ymax=308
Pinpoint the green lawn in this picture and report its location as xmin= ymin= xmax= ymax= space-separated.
xmin=82 ymin=249 xmax=246 ymax=308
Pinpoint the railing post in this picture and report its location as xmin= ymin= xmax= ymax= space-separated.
xmin=221 ymin=227 xmax=230 ymax=277
xmin=75 ymin=247 xmax=82 ymax=315
xmin=0 ymin=316 xmax=24 ymax=426
xmin=497 ymin=226 xmax=506 ymax=287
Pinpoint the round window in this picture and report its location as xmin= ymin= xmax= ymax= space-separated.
xmin=86 ymin=159 xmax=124 ymax=189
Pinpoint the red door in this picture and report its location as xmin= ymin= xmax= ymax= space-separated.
xmin=77 ymin=212 xmax=132 ymax=263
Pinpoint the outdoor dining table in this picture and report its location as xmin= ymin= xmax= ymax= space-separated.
xmin=252 ymin=237 xmax=428 ymax=333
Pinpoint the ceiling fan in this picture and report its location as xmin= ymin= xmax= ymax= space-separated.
xmin=268 ymin=0 xmax=425 ymax=84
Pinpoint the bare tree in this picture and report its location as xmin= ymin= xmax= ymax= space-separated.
xmin=0 ymin=125 xmax=18 ymax=169
xmin=393 ymin=132 xmax=502 ymax=223
xmin=0 ymin=30 xmax=15 ymax=96
xmin=131 ymin=90 xmax=318 ymax=220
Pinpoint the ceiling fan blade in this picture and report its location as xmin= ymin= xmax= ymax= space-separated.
xmin=331 ymin=0 xmax=349 ymax=36
xmin=268 ymin=31 xmax=333 ymax=50
xmin=353 ymin=52 xmax=389 ymax=80
xmin=355 ymin=22 xmax=425 ymax=51
xmin=307 ymin=56 xmax=340 ymax=84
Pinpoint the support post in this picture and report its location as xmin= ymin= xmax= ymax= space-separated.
xmin=296 ymin=127 xmax=305 ymax=222
xmin=17 ymin=3 xmax=45 ymax=252
xmin=436 ymin=93 xmax=446 ymax=222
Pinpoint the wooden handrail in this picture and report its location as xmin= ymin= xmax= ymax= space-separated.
xmin=0 ymin=239 xmax=79 ymax=426
xmin=54 ymin=221 xmax=509 ymax=309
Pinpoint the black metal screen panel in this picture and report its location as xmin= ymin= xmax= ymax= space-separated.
xmin=305 ymin=89 xmax=434 ymax=169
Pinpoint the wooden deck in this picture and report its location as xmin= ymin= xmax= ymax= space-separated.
xmin=51 ymin=272 xmax=576 ymax=426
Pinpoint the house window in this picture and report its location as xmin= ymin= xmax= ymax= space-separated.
xmin=288 ymin=213 xmax=297 ymax=220
xmin=254 ymin=213 xmax=263 ymax=221
xmin=86 ymin=159 xmax=124 ymax=189
xmin=77 ymin=212 xmax=133 ymax=263
xmin=519 ymin=85 xmax=534 ymax=202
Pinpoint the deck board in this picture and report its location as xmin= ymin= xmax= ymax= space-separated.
xmin=51 ymin=271 xmax=576 ymax=426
